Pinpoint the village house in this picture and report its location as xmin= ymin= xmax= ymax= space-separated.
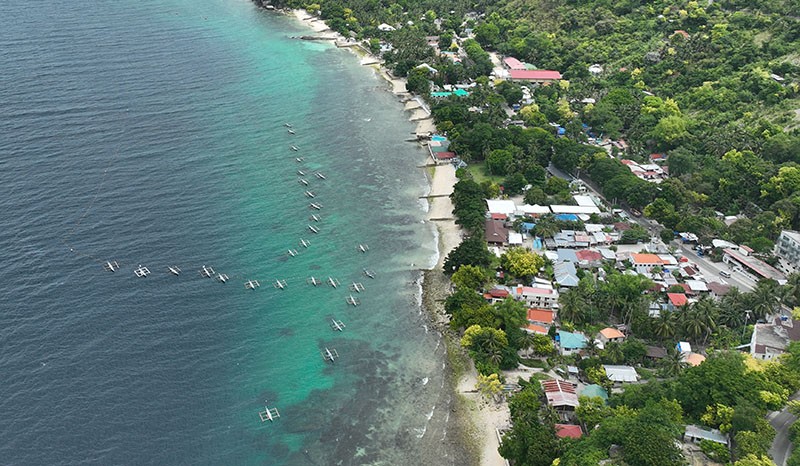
xmin=596 ymin=327 xmax=625 ymax=347
xmin=750 ymin=316 xmax=800 ymax=360
xmin=684 ymin=425 xmax=729 ymax=448
xmin=527 ymin=308 xmax=555 ymax=327
xmin=555 ymin=424 xmax=583 ymax=439
xmin=603 ymin=365 xmax=639 ymax=384
xmin=557 ymin=330 xmax=587 ymax=356
xmin=483 ymin=287 xmax=509 ymax=304
xmin=509 ymin=69 xmax=563 ymax=84
xmin=511 ymin=285 xmax=560 ymax=309
xmin=630 ymin=253 xmax=667 ymax=273
xmin=485 ymin=219 xmax=509 ymax=247
xmin=554 ymin=261 xmax=580 ymax=288
xmin=667 ymin=293 xmax=688 ymax=311
xmin=542 ymin=379 xmax=579 ymax=418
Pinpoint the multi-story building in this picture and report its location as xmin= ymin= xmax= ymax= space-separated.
xmin=775 ymin=230 xmax=800 ymax=275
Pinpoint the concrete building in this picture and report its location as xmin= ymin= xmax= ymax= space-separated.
xmin=511 ymin=285 xmax=559 ymax=309
xmin=775 ymin=230 xmax=800 ymax=275
xmin=750 ymin=316 xmax=800 ymax=360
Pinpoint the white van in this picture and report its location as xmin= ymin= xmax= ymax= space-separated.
xmin=719 ymin=270 xmax=732 ymax=278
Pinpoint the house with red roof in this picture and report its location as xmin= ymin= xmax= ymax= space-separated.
xmin=597 ymin=327 xmax=625 ymax=346
xmin=527 ymin=308 xmax=555 ymax=326
xmin=542 ymin=379 xmax=579 ymax=416
xmin=630 ymin=253 xmax=667 ymax=273
xmin=483 ymin=288 xmax=509 ymax=304
xmin=503 ymin=56 xmax=526 ymax=70
xmin=509 ymin=69 xmax=562 ymax=83
xmin=575 ymin=249 xmax=603 ymax=268
xmin=667 ymin=293 xmax=688 ymax=310
xmin=555 ymin=424 xmax=583 ymax=439
xmin=524 ymin=323 xmax=548 ymax=335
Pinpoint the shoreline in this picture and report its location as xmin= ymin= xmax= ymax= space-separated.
xmin=277 ymin=7 xmax=507 ymax=466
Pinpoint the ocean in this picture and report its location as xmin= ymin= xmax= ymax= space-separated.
xmin=0 ymin=1 xmax=467 ymax=464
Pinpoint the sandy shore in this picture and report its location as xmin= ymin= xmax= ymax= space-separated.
xmin=292 ymin=9 xmax=332 ymax=33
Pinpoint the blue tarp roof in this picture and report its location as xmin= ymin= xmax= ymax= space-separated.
xmin=555 ymin=214 xmax=579 ymax=222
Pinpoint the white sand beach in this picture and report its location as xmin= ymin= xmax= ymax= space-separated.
xmin=292 ymin=9 xmax=332 ymax=33
xmin=457 ymin=365 xmax=511 ymax=466
xmin=427 ymin=163 xmax=461 ymax=269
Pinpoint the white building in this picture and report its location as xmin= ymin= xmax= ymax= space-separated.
xmin=775 ymin=230 xmax=800 ymax=275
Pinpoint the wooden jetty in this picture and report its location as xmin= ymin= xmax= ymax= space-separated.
xmin=259 ymin=406 xmax=280 ymax=422
xmin=134 ymin=265 xmax=151 ymax=278
xmin=322 ymin=347 xmax=339 ymax=363
xmin=330 ymin=319 xmax=345 ymax=331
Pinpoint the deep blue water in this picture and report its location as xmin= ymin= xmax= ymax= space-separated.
xmin=0 ymin=1 xmax=465 ymax=464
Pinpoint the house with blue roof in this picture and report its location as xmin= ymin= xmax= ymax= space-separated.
xmin=557 ymin=330 xmax=588 ymax=356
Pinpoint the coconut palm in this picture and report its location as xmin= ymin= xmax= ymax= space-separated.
xmin=519 ymin=331 xmax=537 ymax=358
xmin=659 ymin=346 xmax=687 ymax=378
xmin=653 ymin=310 xmax=676 ymax=342
xmin=749 ymin=279 xmax=780 ymax=320
xmin=559 ymin=289 xmax=587 ymax=324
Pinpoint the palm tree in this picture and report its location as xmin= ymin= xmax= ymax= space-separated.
xmin=602 ymin=342 xmax=624 ymax=364
xmin=692 ymin=296 xmax=719 ymax=345
xmin=559 ymin=290 xmax=586 ymax=324
xmin=519 ymin=331 xmax=537 ymax=358
xmin=653 ymin=310 xmax=676 ymax=342
xmin=659 ymin=346 xmax=687 ymax=378
xmin=783 ymin=273 xmax=800 ymax=308
xmin=750 ymin=279 xmax=780 ymax=320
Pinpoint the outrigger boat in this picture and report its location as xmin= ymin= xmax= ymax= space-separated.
xmin=314 ymin=172 xmax=326 ymax=180
xmin=363 ymin=268 xmax=376 ymax=279
xmin=167 ymin=266 xmax=181 ymax=276
xmin=200 ymin=265 xmax=215 ymax=278
xmin=304 ymin=190 xmax=315 ymax=198
xmin=290 ymin=145 xmax=299 ymax=151
xmin=330 ymin=319 xmax=345 ymax=332
xmin=288 ymin=249 xmax=299 ymax=257
xmin=307 ymin=225 xmax=319 ymax=233
xmin=217 ymin=273 xmax=229 ymax=283
xmin=273 ymin=279 xmax=287 ymax=290
xmin=297 ymin=170 xmax=306 ymax=176
xmin=134 ymin=265 xmax=151 ymax=278
xmin=104 ymin=260 xmax=120 ymax=272
xmin=309 ymin=202 xmax=323 ymax=210
xmin=298 ymin=178 xmax=309 ymax=186
xmin=284 ymin=123 xmax=292 ymax=128
xmin=306 ymin=276 xmax=322 ymax=286
xmin=321 ymin=347 xmax=339 ymax=363
xmin=358 ymin=244 xmax=369 ymax=253
xmin=287 ymin=129 xmax=295 ymax=135
xmin=245 ymin=279 xmax=260 ymax=290
xmin=310 ymin=214 xmax=321 ymax=222
xmin=349 ymin=282 xmax=365 ymax=293
xmin=299 ymin=238 xmax=310 ymax=248
xmin=346 ymin=295 xmax=360 ymax=306
xmin=327 ymin=276 xmax=340 ymax=288
xmin=295 ymin=157 xmax=304 ymax=163
xmin=259 ymin=405 xmax=280 ymax=423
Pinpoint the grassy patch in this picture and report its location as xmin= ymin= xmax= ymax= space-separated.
xmin=465 ymin=161 xmax=504 ymax=184
xmin=519 ymin=358 xmax=548 ymax=369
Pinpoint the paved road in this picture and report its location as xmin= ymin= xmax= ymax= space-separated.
xmin=769 ymin=392 xmax=800 ymax=466
xmin=545 ymin=163 xmax=756 ymax=291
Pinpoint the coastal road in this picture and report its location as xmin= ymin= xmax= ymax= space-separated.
xmin=769 ymin=392 xmax=800 ymax=466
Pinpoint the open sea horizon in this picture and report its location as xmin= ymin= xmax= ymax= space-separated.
xmin=0 ymin=1 xmax=468 ymax=464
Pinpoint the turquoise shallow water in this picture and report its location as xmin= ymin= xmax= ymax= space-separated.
xmin=0 ymin=1 xmax=466 ymax=464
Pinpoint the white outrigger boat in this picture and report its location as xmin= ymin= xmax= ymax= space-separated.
xmin=310 ymin=214 xmax=321 ymax=222
xmin=306 ymin=276 xmax=322 ymax=286
xmin=363 ymin=269 xmax=376 ymax=279
xmin=167 ymin=266 xmax=181 ymax=276
xmin=330 ymin=319 xmax=346 ymax=332
xmin=346 ymin=295 xmax=360 ymax=306
xmin=200 ymin=265 xmax=215 ymax=278
xmin=327 ymin=277 xmax=340 ymax=288
xmin=304 ymin=190 xmax=315 ymax=198
xmin=349 ymin=282 xmax=365 ymax=293
xmin=287 ymin=249 xmax=299 ymax=257
xmin=298 ymin=178 xmax=309 ymax=186
xmin=290 ymin=145 xmax=299 ymax=151
xmin=307 ymin=225 xmax=319 ymax=233
xmin=245 ymin=279 xmax=261 ymax=290
xmin=134 ymin=265 xmax=151 ymax=278
xmin=321 ymin=347 xmax=339 ymax=363
xmin=217 ymin=273 xmax=229 ymax=283
xmin=104 ymin=260 xmax=120 ymax=272
xmin=314 ymin=172 xmax=326 ymax=180
xmin=309 ymin=202 xmax=322 ymax=210
xmin=299 ymin=238 xmax=310 ymax=248
xmin=273 ymin=279 xmax=287 ymax=290
xmin=358 ymin=244 xmax=369 ymax=253
xmin=259 ymin=405 xmax=280 ymax=423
